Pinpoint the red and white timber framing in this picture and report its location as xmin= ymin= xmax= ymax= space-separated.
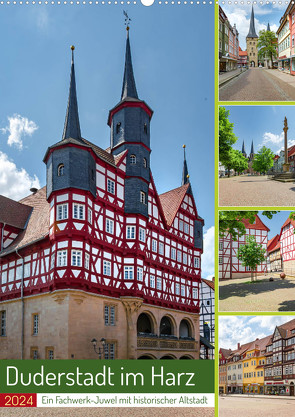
xmin=279 ymin=218 xmax=295 ymax=272
xmin=0 ymin=150 xmax=201 ymax=313
xmin=219 ymin=215 xmax=269 ymax=279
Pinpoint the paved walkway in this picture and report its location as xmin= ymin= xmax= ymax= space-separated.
xmin=219 ymin=68 xmax=247 ymax=86
xmin=219 ymin=67 xmax=295 ymax=101
xmin=219 ymin=274 xmax=295 ymax=312
xmin=219 ymin=396 xmax=295 ymax=417
xmin=219 ymin=175 xmax=295 ymax=207
xmin=223 ymin=394 xmax=295 ymax=400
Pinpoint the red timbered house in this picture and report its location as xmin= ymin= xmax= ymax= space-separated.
xmin=264 ymin=319 xmax=295 ymax=396
xmin=219 ymin=214 xmax=269 ymax=279
xmin=267 ymin=234 xmax=282 ymax=272
xmin=279 ymin=217 xmax=295 ymax=275
xmin=0 ymin=31 xmax=203 ymax=360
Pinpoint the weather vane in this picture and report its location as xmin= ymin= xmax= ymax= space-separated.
xmin=123 ymin=10 xmax=131 ymax=29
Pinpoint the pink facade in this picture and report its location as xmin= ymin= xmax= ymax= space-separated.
xmin=289 ymin=5 xmax=295 ymax=75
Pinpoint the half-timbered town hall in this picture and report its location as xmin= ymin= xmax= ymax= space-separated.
xmin=0 ymin=30 xmax=204 ymax=360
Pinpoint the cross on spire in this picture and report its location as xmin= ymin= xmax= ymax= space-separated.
xmin=62 ymin=45 xmax=82 ymax=141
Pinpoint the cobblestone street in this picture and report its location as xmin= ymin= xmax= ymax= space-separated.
xmin=219 ymin=274 xmax=295 ymax=312
xmin=219 ymin=395 xmax=295 ymax=417
xmin=219 ymin=175 xmax=295 ymax=206
xmin=219 ymin=68 xmax=295 ymax=101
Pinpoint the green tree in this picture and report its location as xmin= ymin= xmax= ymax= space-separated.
xmin=219 ymin=107 xmax=238 ymax=171
xmin=252 ymin=146 xmax=275 ymax=174
xmin=219 ymin=211 xmax=278 ymax=241
xmin=223 ymin=149 xmax=248 ymax=177
xmin=237 ymin=236 xmax=266 ymax=282
xmin=230 ymin=149 xmax=249 ymax=175
xmin=258 ymin=30 xmax=278 ymax=67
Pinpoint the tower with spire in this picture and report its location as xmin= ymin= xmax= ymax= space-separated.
xmin=246 ymin=6 xmax=259 ymax=67
xmin=44 ymin=46 xmax=96 ymax=201
xmin=107 ymin=26 xmax=153 ymax=218
xmin=241 ymin=141 xmax=247 ymax=158
xmin=249 ymin=140 xmax=255 ymax=161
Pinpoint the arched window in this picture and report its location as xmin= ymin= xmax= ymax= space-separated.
xmin=160 ymin=316 xmax=173 ymax=336
xmin=116 ymin=122 xmax=121 ymax=134
xmin=57 ymin=164 xmax=64 ymax=176
xmin=140 ymin=191 xmax=146 ymax=204
xmin=137 ymin=313 xmax=154 ymax=334
xmin=130 ymin=154 xmax=136 ymax=164
xmin=179 ymin=319 xmax=192 ymax=338
xmin=144 ymin=123 xmax=148 ymax=134
xmin=143 ymin=158 xmax=147 ymax=168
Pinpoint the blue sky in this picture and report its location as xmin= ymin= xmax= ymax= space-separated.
xmin=219 ymin=316 xmax=295 ymax=350
xmin=258 ymin=210 xmax=293 ymax=241
xmin=222 ymin=3 xmax=287 ymax=50
xmin=0 ymin=5 xmax=215 ymax=278
xmin=224 ymin=106 xmax=295 ymax=158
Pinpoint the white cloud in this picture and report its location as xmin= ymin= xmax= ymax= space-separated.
xmin=202 ymin=226 xmax=214 ymax=280
xmin=1 ymin=114 xmax=38 ymax=150
xmin=0 ymin=151 xmax=40 ymax=200
xmin=276 ymin=139 xmax=295 ymax=154
xmin=35 ymin=8 xmax=49 ymax=30
xmin=219 ymin=316 xmax=295 ymax=351
xmin=262 ymin=131 xmax=284 ymax=146
xmin=219 ymin=316 xmax=268 ymax=350
xmin=223 ymin=5 xmax=280 ymax=50
xmin=248 ymin=316 xmax=294 ymax=331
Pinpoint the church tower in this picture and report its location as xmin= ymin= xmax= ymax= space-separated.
xmin=108 ymin=27 xmax=153 ymax=218
xmin=246 ymin=6 xmax=259 ymax=67
xmin=241 ymin=141 xmax=247 ymax=158
xmin=249 ymin=140 xmax=255 ymax=161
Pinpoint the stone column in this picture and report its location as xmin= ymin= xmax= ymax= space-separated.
xmin=283 ymin=116 xmax=290 ymax=172
xmin=121 ymin=297 xmax=143 ymax=359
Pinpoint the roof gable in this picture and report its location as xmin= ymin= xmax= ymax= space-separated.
xmin=0 ymin=195 xmax=32 ymax=229
xmin=242 ymin=214 xmax=270 ymax=232
xmin=1 ymin=187 xmax=50 ymax=256
xmin=159 ymin=183 xmax=190 ymax=227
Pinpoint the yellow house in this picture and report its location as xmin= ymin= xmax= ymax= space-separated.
xmin=242 ymin=335 xmax=272 ymax=394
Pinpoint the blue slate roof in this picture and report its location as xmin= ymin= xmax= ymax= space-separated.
xmin=121 ymin=29 xmax=139 ymax=101
xmin=62 ymin=48 xmax=82 ymax=141
xmin=247 ymin=6 xmax=258 ymax=38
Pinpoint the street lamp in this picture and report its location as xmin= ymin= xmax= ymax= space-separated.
xmin=91 ymin=337 xmax=106 ymax=359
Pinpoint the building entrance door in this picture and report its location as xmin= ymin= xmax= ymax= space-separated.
xmin=290 ymin=384 xmax=294 ymax=396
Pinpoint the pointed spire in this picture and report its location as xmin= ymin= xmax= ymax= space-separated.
xmin=121 ymin=27 xmax=139 ymax=101
xmin=62 ymin=45 xmax=82 ymax=141
xmin=242 ymin=140 xmax=246 ymax=155
xmin=182 ymin=145 xmax=189 ymax=185
xmin=250 ymin=140 xmax=254 ymax=155
xmin=267 ymin=22 xmax=270 ymax=31
xmin=247 ymin=6 xmax=258 ymax=38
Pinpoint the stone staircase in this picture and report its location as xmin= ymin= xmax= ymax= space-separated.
xmin=272 ymin=172 xmax=295 ymax=182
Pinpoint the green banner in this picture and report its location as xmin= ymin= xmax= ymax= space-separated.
xmin=0 ymin=360 xmax=214 ymax=394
